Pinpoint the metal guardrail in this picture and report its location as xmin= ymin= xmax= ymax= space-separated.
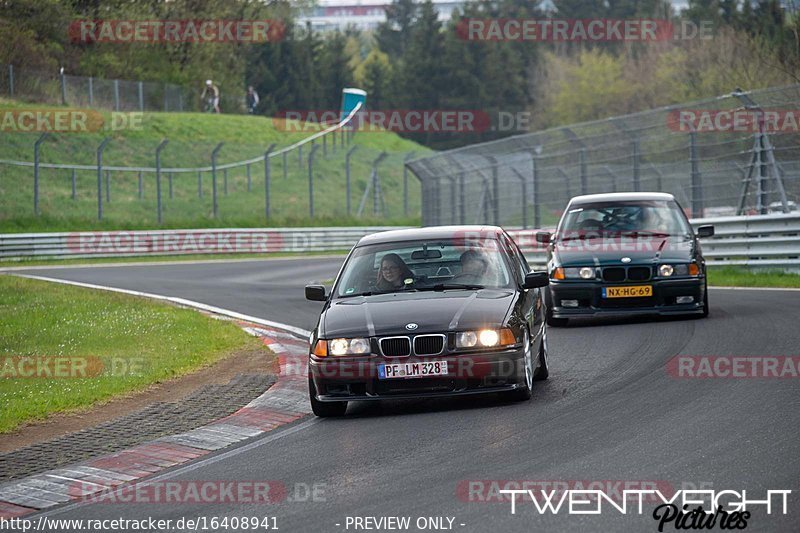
xmin=1 ymin=214 xmax=798 ymax=266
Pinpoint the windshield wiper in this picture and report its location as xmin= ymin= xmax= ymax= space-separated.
xmin=620 ymin=230 xmax=672 ymax=237
xmin=417 ymin=283 xmax=485 ymax=291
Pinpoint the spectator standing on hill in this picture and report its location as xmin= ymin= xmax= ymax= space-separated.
xmin=246 ymin=86 xmax=259 ymax=114
xmin=201 ymin=80 xmax=220 ymax=113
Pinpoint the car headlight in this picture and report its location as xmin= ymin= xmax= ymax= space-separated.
xmin=456 ymin=331 xmax=478 ymax=348
xmin=328 ymin=337 xmax=371 ymax=356
xmin=661 ymin=264 xmax=700 ymax=277
xmin=659 ymin=264 xmax=674 ymax=277
xmin=456 ymin=328 xmax=516 ymax=349
xmin=561 ymin=267 xmax=595 ymax=279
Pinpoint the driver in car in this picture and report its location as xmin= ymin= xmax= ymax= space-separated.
xmin=452 ymin=249 xmax=488 ymax=284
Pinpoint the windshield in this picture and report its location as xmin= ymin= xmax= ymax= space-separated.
xmin=334 ymin=239 xmax=513 ymax=297
xmin=557 ymin=200 xmax=692 ymax=238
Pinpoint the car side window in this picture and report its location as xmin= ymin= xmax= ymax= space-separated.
xmin=500 ymin=235 xmax=525 ymax=282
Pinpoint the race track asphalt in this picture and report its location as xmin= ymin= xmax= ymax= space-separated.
xmin=12 ymin=258 xmax=800 ymax=532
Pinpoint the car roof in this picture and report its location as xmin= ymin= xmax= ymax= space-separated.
xmin=568 ymin=192 xmax=676 ymax=206
xmin=357 ymin=225 xmax=504 ymax=246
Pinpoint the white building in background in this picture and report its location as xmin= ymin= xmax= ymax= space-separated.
xmin=297 ymin=0 xmax=466 ymax=32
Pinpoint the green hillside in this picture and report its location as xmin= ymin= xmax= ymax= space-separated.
xmin=0 ymin=99 xmax=429 ymax=232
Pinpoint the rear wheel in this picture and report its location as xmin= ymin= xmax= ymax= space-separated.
xmin=309 ymin=375 xmax=347 ymax=417
xmin=545 ymin=287 xmax=569 ymax=327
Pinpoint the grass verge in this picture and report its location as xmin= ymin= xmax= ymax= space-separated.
xmin=707 ymin=266 xmax=800 ymax=288
xmin=0 ymin=275 xmax=263 ymax=433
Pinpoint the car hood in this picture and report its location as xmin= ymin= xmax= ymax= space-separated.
xmin=554 ymin=235 xmax=696 ymax=266
xmin=320 ymin=289 xmax=516 ymax=338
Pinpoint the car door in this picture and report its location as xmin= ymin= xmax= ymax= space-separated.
xmin=501 ymin=233 xmax=539 ymax=337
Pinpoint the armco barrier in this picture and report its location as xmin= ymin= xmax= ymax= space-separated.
xmin=0 ymin=214 xmax=798 ymax=266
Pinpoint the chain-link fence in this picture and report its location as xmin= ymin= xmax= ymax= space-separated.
xmin=407 ymin=85 xmax=800 ymax=228
xmin=0 ymin=65 xmax=243 ymax=113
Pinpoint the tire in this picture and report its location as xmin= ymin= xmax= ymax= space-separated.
xmin=507 ymin=330 xmax=533 ymax=401
xmin=533 ymin=326 xmax=549 ymax=381
xmin=309 ymin=375 xmax=347 ymax=417
xmin=545 ymin=287 xmax=569 ymax=327
xmin=701 ymin=284 xmax=709 ymax=318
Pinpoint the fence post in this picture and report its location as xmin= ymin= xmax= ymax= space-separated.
xmin=88 ymin=77 xmax=93 ymax=106
xmin=138 ymin=171 xmax=143 ymax=199
xmin=155 ymin=139 xmax=168 ymax=224
xmin=211 ymin=143 xmax=224 ymax=218
xmin=72 ymin=169 xmax=77 ymax=200
xmin=579 ymin=148 xmax=588 ymax=195
xmin=403 ymin=152 xmax=416 ymax=216
xmin=632 ymin=140 xmax=640 ymax=192
xmin=169 ymin=172 xmax=174 ymax=199
xmin=332 ymin=128 xmax=337 ymax=153
xmin=346 ymin=146 xmax=357 ymax=216
xmin=308 ymin=144 xmax=320 ymax=218
xmin=322 ymin=134 xmax=327 ymax=156
xmin=197 ymin=171 xmax=203 ymax=199
xmin=105 ymin=170 xmax=111 ymax=203
xmin=372 ymin=152 xmax=388 ymax=216
xmin=8 ymin=64 xmax=13 ymax=96
xmin=531 ymin=155 xmax=540 ymax=228
xmin=487 ymin=156 xmax=500 ymax=225
xmin=59 ymin=68 xmax=67 ymax=105
xmin=246 ymin=163 xmax=252 ymax=192
xmin=689 ymin=131 xmax=703 ymax=217
xmin=33 ymin=133 xmax=49 ymax=215
xmin=264 ymin=144 xmax=276 ymax=220
xmin=459 ymin=173 xmax=466 ymax=224
xmin=511 ymin=168 xmax=528 ymax=229
xmin=113 ymin=79 xmax=120 ymax=112
xmin=223 ymin=168 xmax=228 ymax=195
xmin=96 ymin=137 xmax=111 ymax=221
xmin=138 ymin=81 xmax=144 ymax=111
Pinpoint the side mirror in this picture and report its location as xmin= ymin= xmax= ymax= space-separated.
xmin=305 ymin=284 xmax=327 ymax=301
xmin=696 ymin=225 xmax=715 ymax=238
xmin=535 ymin=232 xmax=551 ymax=244
xmin=523 ymin=271 xmax=549 ymax=289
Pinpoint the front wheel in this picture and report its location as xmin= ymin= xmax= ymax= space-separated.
xmin=533 ymin=327 xmax=549 ymax=381
xmin=309 ymin=375 xmax=347 ymax=417
xmin=507 ymin=330 xmax=533 ymax=401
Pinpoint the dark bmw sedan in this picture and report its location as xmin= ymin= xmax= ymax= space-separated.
xmin=537 ymin=193 xmax=715 ymax=326
xmin=304 ymin=226 xmax=550 ymax=417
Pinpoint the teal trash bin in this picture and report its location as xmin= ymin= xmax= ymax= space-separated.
xmin=340 ymin=88 xmax=367 ymax=123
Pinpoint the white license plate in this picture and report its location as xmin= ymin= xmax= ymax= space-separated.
xmin=378 ymin=361 xmax=449 ymax=380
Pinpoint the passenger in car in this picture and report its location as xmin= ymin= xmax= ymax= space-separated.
xmin=376 ymin=253 xmax=414 ymax=290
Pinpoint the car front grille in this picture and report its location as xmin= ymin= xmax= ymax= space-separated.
xmin=414 ymin=334 xmax=445 ymax=355
xmin=627 ymin=266 xmax=652 ymax=281
xmin=601 ymin=266 xmax=652 ymax=282
xmin=380 ymin=337 xmax=411 ymax=357
xmin=602 ymin=267 xmax=626 ymax=282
